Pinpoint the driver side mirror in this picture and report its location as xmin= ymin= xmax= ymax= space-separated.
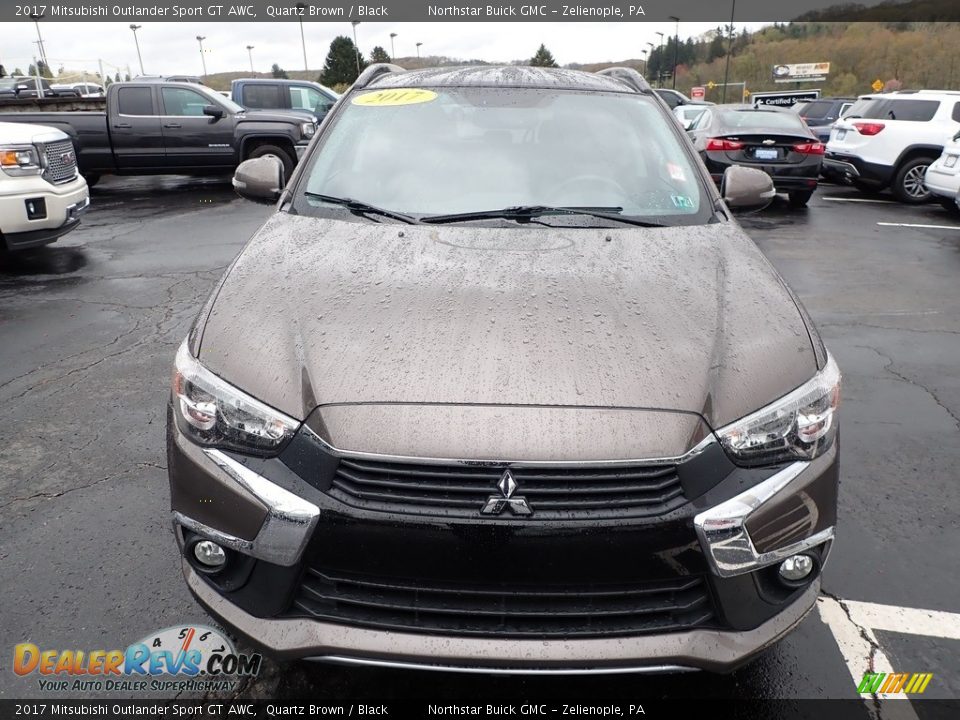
xmin=203 ymin=104 xmax=225 ymax=120
xmin=721 ymin=166 xmax=776 ymax=212
xmin=233 ymin=156 xmax=284 ymax=203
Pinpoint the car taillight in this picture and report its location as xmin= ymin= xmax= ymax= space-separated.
xmin=793 ymin=142 xmax=825 ymax=155
xmin=706 ymin=138 xmax=744 ymax=151
xmin=853 ymin=122 xmax=885 ymax=136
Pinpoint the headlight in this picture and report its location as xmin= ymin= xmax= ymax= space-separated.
xmin=718 ymin=352 xmax=841 ymax=466
xmin=172 ymin=340 xmax=299 ymax=455
xmin=300 ymin=122 xmax=316 ymax=139
xmin=0 ymin=145 xmax=42 ymax=176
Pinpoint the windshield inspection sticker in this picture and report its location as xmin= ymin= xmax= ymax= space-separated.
xmin=666 ymin=162 xmax=687 ymax=182
xmin=352 ymin=89 xmax=438 ymax=107
xmin=671 ymin=195 xmax=695 ymax=209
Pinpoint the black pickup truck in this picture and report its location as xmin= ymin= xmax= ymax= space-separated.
xmin=0 ymin=81 xmax=315 ymax=185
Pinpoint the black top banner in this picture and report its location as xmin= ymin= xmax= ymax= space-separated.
xmin=3 ymin=0 xmax=960 ymax=23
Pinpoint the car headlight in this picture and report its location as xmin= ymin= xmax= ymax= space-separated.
xmin=717 ymin=352 xmax=841 ymax=466
xmin=300 ymin=122 xmax=316 ymax=139
xmin=0 ymin=145 xmax=42 ymax=176
xmin=172 ymin=339 xmax=299 ymax=455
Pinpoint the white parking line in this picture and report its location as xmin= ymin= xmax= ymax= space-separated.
xmin=877 ymin=222 xmax=960 ymax=230
xmin=822 ymin=197 xmax=897 ymax=203
xmin=817 ymin=597 xmax=960 ymax=714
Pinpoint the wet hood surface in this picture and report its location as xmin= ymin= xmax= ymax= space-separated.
xmin=199 ymin=213 xmax=817 ymax=440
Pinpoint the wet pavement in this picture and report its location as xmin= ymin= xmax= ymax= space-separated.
xmin=0 ymin=176 xmax=957 ymax=703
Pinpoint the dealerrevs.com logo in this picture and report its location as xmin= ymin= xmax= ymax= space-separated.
xmin=13 ymin=625 xmax=261 ymax=693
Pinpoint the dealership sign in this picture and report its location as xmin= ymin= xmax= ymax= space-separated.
xmin=773 ymin=62 xmax=831 ymax=80
xmin=752 ymin=89 xmax=821 ymax=108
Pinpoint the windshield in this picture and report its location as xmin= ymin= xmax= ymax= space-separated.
xmin=294 ymin=87 xmax=710 ymax=224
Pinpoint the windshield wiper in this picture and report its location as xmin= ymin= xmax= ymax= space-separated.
xmin=303 ymin=192 xmax=419 ymax=224
xmin=419 ymin=205 xmax=666 ymax=228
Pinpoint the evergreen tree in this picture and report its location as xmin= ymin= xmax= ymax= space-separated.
xmin=36 ymin=59 xmax=53 ymax=78
xmin=320 ymin=36 xmax=367 ymax=86
xmin=271 ymin=63 xmax=289 ymax=79
xmin=370 ymin=46 xmax=391 ymax=64
xmin=114 ymin=72 xmax=121 ymax=82
xmin=28 ymin=63 xmax=37 ymax=76
xmin=13 ymin=67 xmax=24 ymax=76
xmin=530 ymin=44 xmax=559 ymax=67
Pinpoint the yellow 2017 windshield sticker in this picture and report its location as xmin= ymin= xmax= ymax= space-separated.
xmin=352 ymin=88 xmax=438 ymax=107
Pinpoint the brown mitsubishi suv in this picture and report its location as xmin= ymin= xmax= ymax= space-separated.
xmin=167 ymin=65 xmax=840 ymax=674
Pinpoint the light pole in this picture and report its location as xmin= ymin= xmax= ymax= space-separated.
xmin=129 ymin=24 xmax=144 ymax=75
xmin=351 ymin=21 xmax=361 ymax=74
xmin=655 ymin=32 xmax=664 ymax=88
xmin=416 ymin=42 xmax=423 ymax=59
xmin=29 ymin=13 xmax=48 ymax=68
xmin=640 ymin=49 xmax=648 ymax=77
xmin=722 ymin=0 xmax=736 ymax=103
xmin=389 ymin=32 xmax=397 ymax=59
xmin=196 ymin=36 xmax=207 ymax=77
xmin=669 ymin=16 xmax=680 ymax=89
xmin=296 ymin=3 xmax=308 ymax=71
xmin=246 ymin=45 xmax=255 ymax=73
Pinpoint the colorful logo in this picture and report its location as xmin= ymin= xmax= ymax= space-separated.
xmin=13 ymin=625 xmax=260 ymax=692
xmin=857 ymin=672 xmax=933 ymax=695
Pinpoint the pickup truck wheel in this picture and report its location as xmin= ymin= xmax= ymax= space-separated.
xmin=891 ymin=157 xmax=934 ymax=204
xmin=246 ymin=144 xmax=295 ymax=182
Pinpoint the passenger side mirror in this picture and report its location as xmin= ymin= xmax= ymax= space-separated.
xmin=203 ymin=104 xmax=225 ymax=120
xmin=721 ymin=166 xmax=776 ymax=212
xmin=233 ymin=156 xmax=284 ymax=203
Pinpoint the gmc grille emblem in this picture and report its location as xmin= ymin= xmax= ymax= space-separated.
xmin=480 ymin=469 xmax=532 ymax=516
xmin=61 ymin=151 xmax=75 ymax=164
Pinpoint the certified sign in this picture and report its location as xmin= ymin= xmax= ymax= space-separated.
xmin=751 ymin=89 xmax=821 ymax=108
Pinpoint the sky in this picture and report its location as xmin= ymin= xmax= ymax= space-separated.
xmin=2 ymin=21 xmax=769 ymax=79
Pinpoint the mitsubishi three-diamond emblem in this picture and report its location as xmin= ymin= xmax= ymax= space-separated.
xmin=480 ymin=469 xmax=532 ymax=516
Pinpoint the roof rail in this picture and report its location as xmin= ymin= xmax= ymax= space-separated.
xmin=596 ymin=67 xmax=652 ymax=94
xmin=353 ymin=63 xmax=406 ymax=90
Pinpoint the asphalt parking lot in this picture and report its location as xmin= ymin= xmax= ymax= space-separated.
xmin=0 ymin=176 xmax=958 ymax=706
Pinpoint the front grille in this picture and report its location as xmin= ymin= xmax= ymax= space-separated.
xmin=328 ymin=458 xmax=687 ymax=519
xmin=287 ymin=568 xmax=717 ymax=638
xmin=42 ymin=140 xmax=78 ymax=184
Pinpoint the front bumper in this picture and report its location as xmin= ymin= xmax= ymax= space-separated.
xmin=0 ymin=173 xmax=89 ymax=250
xmin=169 ymin=420 xmax=837 ymax=673
xmin=924 ymin=163 xmax=960 ymax=199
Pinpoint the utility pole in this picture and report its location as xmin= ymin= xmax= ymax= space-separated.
xmin=390 ymin=32 xmax=397 ymax=59
xmin=722 ymin=0 xmax=736 ymax=103
xmin=655 ymin=32 xmax=664 ymax=88
xmin=246 ymin=45 xmax=255 ymax=73
xmin=29 ymin=14 xmax=48 ymax=68
xmin=351 ymin=21 xmax=361 ymax=74
xmin=196 ymin=36 xmax=207 ymax=77
xmin=296 ymin=3 xmax=308 ymax=70
xmin=416 ymin=42 xmax=423 ymax=59
xmin=669 ymin=16 xmax=680 ymax=89
xmin=129 ymin=25 xmax=144 ymax=75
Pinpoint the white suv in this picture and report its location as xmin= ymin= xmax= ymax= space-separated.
xmin=924 ymin=131 xmax=960 ymax=212
xmin=824 ymin=90 xmax=960 ymax=203
xmin=0 ymin=121 xmax=89 ymax=252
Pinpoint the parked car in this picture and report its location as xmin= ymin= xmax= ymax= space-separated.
xmin=924 ymin=130 xmax=960 ymax=212
xmin=796 ymin=97 xmax=857 ymax=143
xmin=673 ymin=102 xmax=713 ymax=130
xmin=0 ymin=81 xmax=316 ymax=185
xmin=167 ymin=64 xmax=840 ymax=674
xmin=654 ymin=88 xmax=692 ymax=109
xmin=824 ymin=90 xmax=960 ymax=203
xmin=0 ymin=77 xmax=81 ymax=99
xmin=231 ymin=78 xmax=339 ymax=124
xmin=52 ymin=82 xmax=105 ymax=98
xmin=0 ymin=121 xmax=89 ymax=252
xmin=686 ymin=103 xmax=824 ymax=207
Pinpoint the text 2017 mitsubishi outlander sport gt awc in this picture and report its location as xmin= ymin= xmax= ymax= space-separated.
xmin=167 ymin=65 xmax=841 ymax=674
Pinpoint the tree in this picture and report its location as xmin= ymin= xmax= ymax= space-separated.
xmin=114 ymin=72 xmax=121 ymax=83
xmin=13 ymin=67 xmax=23 ymax=76
xmin=370 ymin=46 xmax=391 ymax=64
xmin=0 ymin=64 xmax=6 ymax=78
xmin=529 ymin=44 xmax=559 ymax=67
xmin=28 ymin=63 xmax=36 ymax=76
xmin=36 ymin=59 xmax=53 ymax=78
xmin=271 ymin=63 xmax=289 ymax=79
xmin=320 ymin=36 xmax=366 ymax=86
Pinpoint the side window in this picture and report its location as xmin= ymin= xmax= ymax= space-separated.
xmin=242 ymin=84 xmax=282 ymax=109
xmin=692 ymin=109 xmax=711 ymax=130
xmin=117 ymin=87 xmax=154 ymax=116
xmin=839 ymin=103 xmax=853 ymax=118
xmin=161 ymin=87 xmax=211 ymax=116
xmin=953 ymin=102 xmax=960 ymax=123
xmin=289 ymin=86 xmax=321 ymax=111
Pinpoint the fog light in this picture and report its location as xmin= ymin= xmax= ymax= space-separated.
xmin=193 ymin=540 xmax=227 ymax=568
xmin=778 ymin=554 xmax=814 ymax=582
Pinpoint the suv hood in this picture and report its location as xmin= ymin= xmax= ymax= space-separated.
xmin=198 ymin=214 xmax=817 ymax=457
